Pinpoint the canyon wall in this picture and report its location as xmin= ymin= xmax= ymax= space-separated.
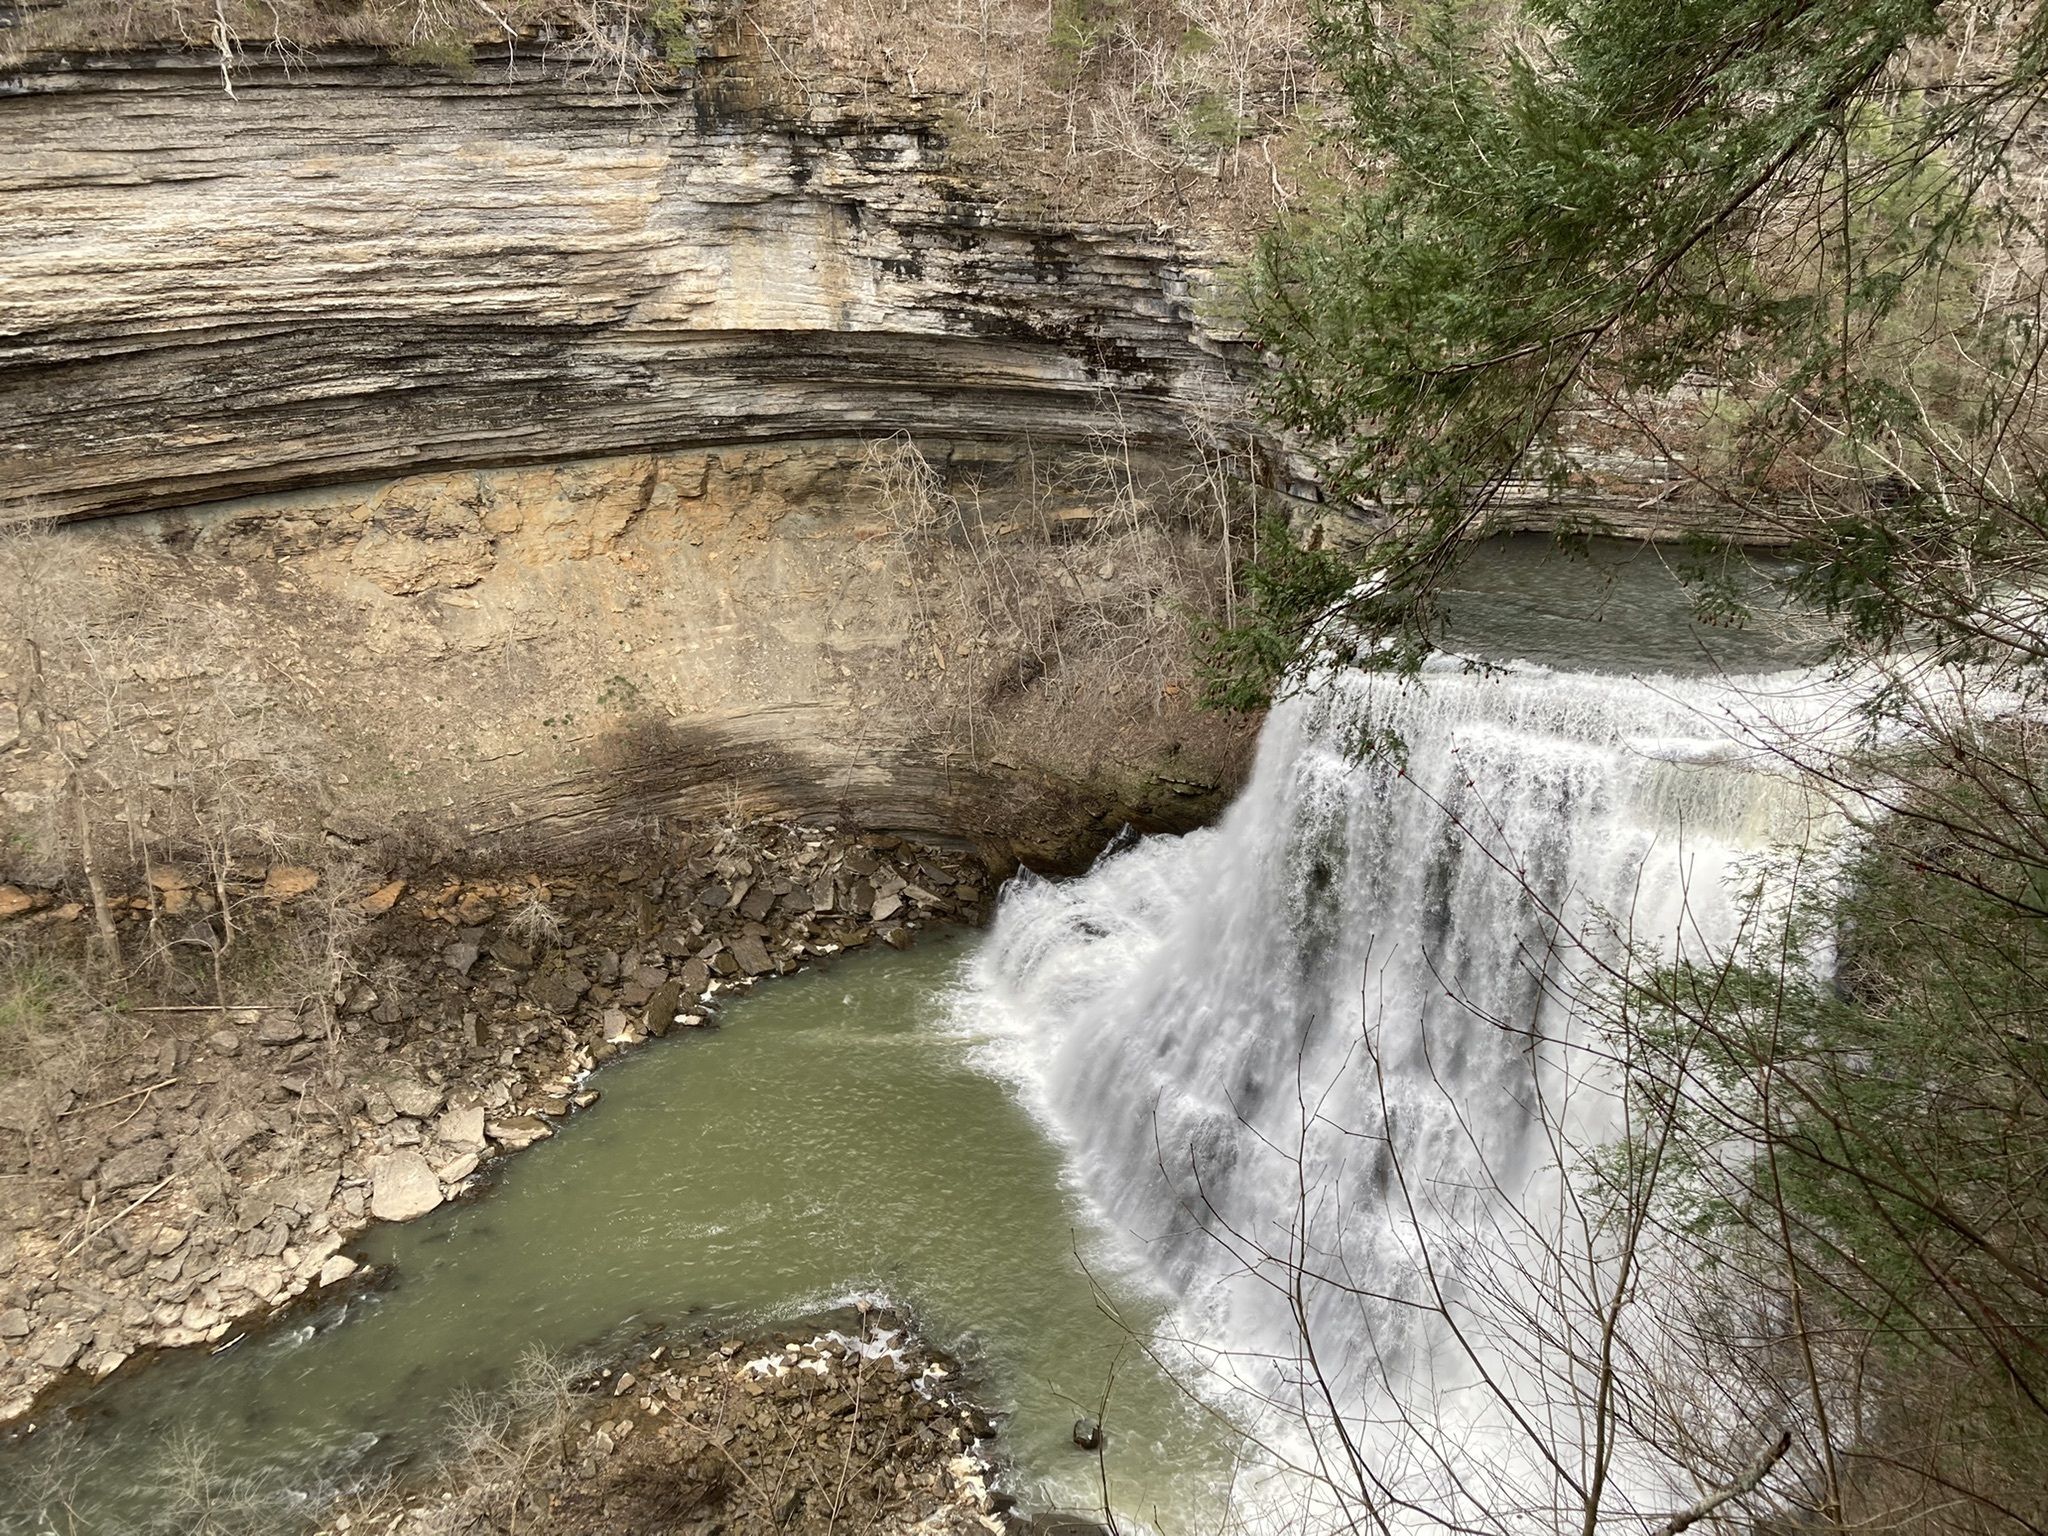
xmin=0 ymin=40 xmax=1246 ymax=521
xmin=0 ymin=35 xmax=1260 ymax=865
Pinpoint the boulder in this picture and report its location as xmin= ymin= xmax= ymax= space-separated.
xmin=435 ymin=1105 xmax=487 ymax=1150
xmin=368 ymin=1152 xmax=444 ymax=1222
xmin=209 ymin=1109 xmax=266 ymax=1159
xmin=729 ymin=935 xmax=774 ymax=976
xmin=528 ymin=969 xmax=590 ymax=1013
xmin=316 ymin=1254 xmax=358 ymax=1288
xmin=645 ymin=980 xmax=683 ymax=1037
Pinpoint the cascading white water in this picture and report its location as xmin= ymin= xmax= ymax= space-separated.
xmin=955 ymin=658 xmax=1845 ymax=1532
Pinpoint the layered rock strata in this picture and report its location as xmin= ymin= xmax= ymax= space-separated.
xmin=0 ymin=42 xmax=1248 ymax=523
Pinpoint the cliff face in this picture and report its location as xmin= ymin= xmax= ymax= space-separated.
xmin=0 ymin=42 xmax=1247 ymax=522
xmin=0 ymin=42 xmax=1259 ymax=864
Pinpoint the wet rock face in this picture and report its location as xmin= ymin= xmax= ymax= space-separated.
xmin=0 ymin=47 xmax=1247 ymax=523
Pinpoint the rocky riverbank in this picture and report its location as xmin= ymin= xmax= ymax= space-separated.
xmin=0 ymin=821 xmax=991 ymax=1429
xmin=311 ymin=1311 xmax=1047 ymax=1536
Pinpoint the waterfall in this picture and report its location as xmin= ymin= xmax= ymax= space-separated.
xmin=954 ymin=658 xmax=1841 ymax=1532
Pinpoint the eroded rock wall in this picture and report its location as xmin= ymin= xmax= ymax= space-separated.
xmin=6 ymin=442 xmax=1250 ymax=873
xmin=0 ymin=42 xmax=1249 ymax=522
xmin=0 ymin=36 xmax=1261 ymax=857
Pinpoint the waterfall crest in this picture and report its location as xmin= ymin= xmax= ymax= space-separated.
xmin=954 ymin=659 xmax=1839 ymax=1530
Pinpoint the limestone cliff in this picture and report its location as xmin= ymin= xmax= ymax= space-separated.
xmin=0 ymin=37 xmax=1259 ymax=864
xmin=0 ymin=40 xmax=1248 ymax=521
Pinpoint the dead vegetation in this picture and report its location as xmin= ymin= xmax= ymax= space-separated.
xmin=0 ymin=520 xmax=343 ymax=1003
xmin=314 ymin=1321 xmax=1008 ymax=1536
xmin=5 ymin=0 xmax=1323 ymax=240
xmin=749 ymin=0 xmax=1327 ymax=236
xmin=855 ymin=414 xmax=1262 ymax=763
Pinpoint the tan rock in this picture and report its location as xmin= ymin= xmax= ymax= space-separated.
xmin=0 ymin=885 xmax=32 ymax=918
xmin=435 ymin=1105 xmax=487 ymax=1150
xmin=358 ymin=878 xmax=406 ymax=915
xmin=148 ymin=866 xmax=196 ymax=892
xmin=486 ymin=1115 xmax=552 ymax=1149
xmin=263 ymin=865 xmax=320 ymax=900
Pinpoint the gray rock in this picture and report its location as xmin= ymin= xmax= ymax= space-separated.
xmin=729 ymin=934 xmax=774 ymax=975
xmin=527 ymin=969 xmax=589 ymax=1014
xmin=210 ymin=1108 xmax=266 ymax=1158
xmin=36 ymin=1336 xmax=84 ymax=1372
xmin=0 ymin=1308 xmax=27 ymax=1339
xmin=443 ymin=940 xmax=480 ymax=977
xmin=283 ymin=1168 xmax=339 ymax=1214
xmin=255 ymin=1016 xmax=304 ymax=1046
xmin=385 ymin=1079 xmax=446 ymax=1120
xmin=316 ymin=1254 xmax=358 ymax=1287
xmin=645 ymin=980 xmax=683 ymax=1037
xmin=368 ymin=1152 xmax=444 ymax=1223
xmin=98 ymin=1140 xmax=170 ymax=1192
xmin=208 ymin=1030 xmax=240 ymax=1057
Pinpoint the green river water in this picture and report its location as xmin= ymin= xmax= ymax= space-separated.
xmin=0 ymin=932 xmax=1240 ymax=1534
